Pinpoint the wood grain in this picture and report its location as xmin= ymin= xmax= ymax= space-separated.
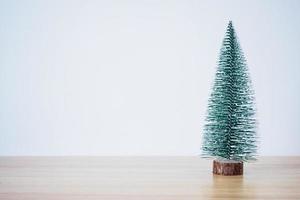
xmin=213 ymin=160 xmax=243 ymax=175
xmin=0 ymin=156 xmax=299 ymax=199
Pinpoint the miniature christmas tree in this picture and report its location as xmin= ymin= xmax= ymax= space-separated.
xmin=202 ymin=21 xmax=258 ymax=175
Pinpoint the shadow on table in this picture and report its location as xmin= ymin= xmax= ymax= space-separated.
xmin=205 ymin=174 xmax=256 ymax=199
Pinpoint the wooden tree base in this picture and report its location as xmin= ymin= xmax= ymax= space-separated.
xmin=213 ymin=160 xmax=243 ymax=176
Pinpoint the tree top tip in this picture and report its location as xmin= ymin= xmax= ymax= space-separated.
xmin=226 ymin=20 xmax=235 ymax=33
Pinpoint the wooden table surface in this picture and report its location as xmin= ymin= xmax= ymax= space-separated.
xmin=0 ymin=156 xmax=299 ymax=200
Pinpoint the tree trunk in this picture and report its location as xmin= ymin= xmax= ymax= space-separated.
xmin=213 ymin=160 xmax=243 ymax=176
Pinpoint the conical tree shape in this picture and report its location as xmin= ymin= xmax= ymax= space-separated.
xmin=202 ymin=21 xmax=257 ymax=161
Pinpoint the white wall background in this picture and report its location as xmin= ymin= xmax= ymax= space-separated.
xmin=0 ymin=0 xmax=299 ymax=156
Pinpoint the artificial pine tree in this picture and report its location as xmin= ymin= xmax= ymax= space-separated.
xmin=202 ymin=21 xmax=257 ymax=175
